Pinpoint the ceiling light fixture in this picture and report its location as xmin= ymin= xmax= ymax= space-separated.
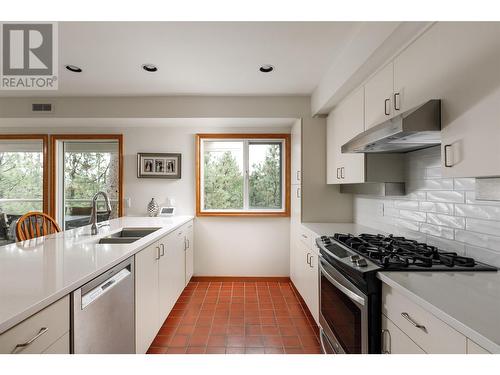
xmin=259 ymin=65 xmax=274 ymax=73
xmin=65 ymin=65 xmax=82 ymax=73
xmin=142 ymin=64 xmax=158 ymax=72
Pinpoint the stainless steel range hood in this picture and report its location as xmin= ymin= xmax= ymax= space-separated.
xmin=342 ymin=99 xmax=441 ymax=153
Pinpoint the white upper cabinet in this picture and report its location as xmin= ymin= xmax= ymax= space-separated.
xmin=327 ymin=87 xmax=366 ymax=184
xmin=364 ymin=62 xmax=394 ymax=129
xmin=291 ymin=119 xmax=302 ymax=185
xmin=394 ymin=22 xmax=500 ymax=178
xmin=393 ymin=25 xmax=440 ymax=114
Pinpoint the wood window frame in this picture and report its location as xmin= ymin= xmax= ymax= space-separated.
xmin=196 ymin=133 xmax=290 ymax=217
xmin=49 ymin=134 xmax=124 ymax=219
xmin=0 ymin=134 xmax=49 ymax=213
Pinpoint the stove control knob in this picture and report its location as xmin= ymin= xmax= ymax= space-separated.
xmin=350 ymin=255 xmax=360 ymax=262
xmin=355 ymin=259 xmax=368 ymax=267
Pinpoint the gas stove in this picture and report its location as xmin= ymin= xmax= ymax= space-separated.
xmin=317 ymin=232 xmax=496 ymax=354
xmin=318 ymin=233 xmax=497 ymax=272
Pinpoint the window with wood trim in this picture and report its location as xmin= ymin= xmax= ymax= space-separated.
xmin=0 ymin=135 xmax=48 ymax=245
xmin=196 ymin=134 xmax=290 ymax=217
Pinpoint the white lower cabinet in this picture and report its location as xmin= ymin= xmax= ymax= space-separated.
xmin=135 ymin=241 xmax=161 ymax=354
xmin=158 ymin=234 xmax=182 ymax=320
xmin=290 ymin=224 xmax=319 ymax=325
xmin=135 ymin=220 xmax=194 ymax=354
xmin=382 ymin=314 xmax=425 ymax=354
xmin=382 ymin=284 xmax=466 ymax=354
xmin=0 ymin=296 xmax=70 ymax=354
xmin=184 ymin=222 xmax=194 ymax=285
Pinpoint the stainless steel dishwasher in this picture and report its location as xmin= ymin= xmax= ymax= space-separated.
xmin=71 ymin=257 xmax=135 ymax=354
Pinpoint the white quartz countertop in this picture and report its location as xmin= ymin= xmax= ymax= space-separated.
xmin=0 ymin=215 xmax=193 ymax=335
xmin=378 ymin=271 xmax=500 ymax=353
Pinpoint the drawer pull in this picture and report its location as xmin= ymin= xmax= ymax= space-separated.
xmin=401 ymin=312 xmax=427 ymax=332
xmin=11 ymin=327 xmax=48 ymax=354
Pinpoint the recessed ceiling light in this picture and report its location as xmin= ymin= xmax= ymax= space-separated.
xmin=259 ymin=65 xmax=274 ymax=73
xmin=142 ymin=64 xmax=158 ymax=72
xmin=65 ymin=65 xmax=82 ymax=73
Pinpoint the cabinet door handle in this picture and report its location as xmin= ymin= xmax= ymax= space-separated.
xmin=308 ymin=254 xmax=314 ymax=268
xmin=296 ymin=170 xmax=301 ymax=181
xmin=306 ymin=253 xmax=311 ymax=265
xmin=340 ymin=167 xmax=345 ymax=179
xmin=296 ymin=187 xmax=301 ymax=198
xmin=444 ymin=144 xmax=453 ymax=167
xmin=155 ymin=246 xmax=161 ymax=260
xmin=401 ymin=312 xmax=427 ymax=332
xmin=301 ymin=234 xmax=308 ymax=239
xmin=381 ymin=329 xmax=391 ymax=354
xmin=11 ymin=327 xmax=49 ymax=354
xmin=160 ymin=243 xmax=165 ymax=256
xmin=336 ymin=167 xmax=340 ymax=179
xmin=187 ymin=239 xmax=190 ymax=249
xmin=384 ymin=98 xmax=391 ymax=115
xmin=393 ymin=93 xmax=400 ymax=111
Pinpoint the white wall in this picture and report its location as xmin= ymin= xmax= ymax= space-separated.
xmin=0 ymin=121 xmax=291 ymax=276
xmin=121 ymin=124 xmax=292 ymax=276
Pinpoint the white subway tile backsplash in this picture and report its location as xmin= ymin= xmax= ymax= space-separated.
xmin=455 ymin=204 xmax=500 ymax=220
xmin=384 ymin=207 xmax=399 ymax=218
xmin=407 ymin=179 xmax=454 ymax=191
xmin=427 ymin=213 xmax=465 ymax=229
xmin=394 ymin=218 xmax=420 ymax=231
xmin=426 ymin=235 xmax=465 ymax=254
xmin=399 ymin=209 xmax=426 ymax=222
xmin=453 ymin=178 xmax=476 ymax=191
xmin=420 ymin=223 xmax=455 ymax=240
xmin=455 ymin=229 xmax=500 ymax=252
xmin=352 ymin=146 xmax=500 ymax=265
xmin=464 ymin=245 xmax=500 ymax=267
xmin=466 ymin=218 xmax=500 ymax=236
xmin=419 ymin=201 xmax=454 ymax=214
xmin=394 ymin=200 xmax=419 ymax=210
xmin=466 ymin=191 xmax=500 ymax=206
xmin=426 ymin=191 xmax=465 ymax=203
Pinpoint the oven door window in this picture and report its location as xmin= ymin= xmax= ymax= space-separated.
xmin=320 ymin=272 xmax=363 ymax=353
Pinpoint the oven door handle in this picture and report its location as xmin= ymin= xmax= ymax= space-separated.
xmin=320 ymin=263 xmax=366 ymax=306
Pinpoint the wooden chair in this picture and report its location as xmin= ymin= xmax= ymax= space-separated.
xmin=16 ymin=212 xmax=61 ymax=241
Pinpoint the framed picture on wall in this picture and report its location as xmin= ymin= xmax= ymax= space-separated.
xmin=137 ymin=153 xmax=182 ymax=179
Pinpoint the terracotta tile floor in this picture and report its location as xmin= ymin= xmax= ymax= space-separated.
xmin=147 ymin=280 xmax=321 ymax=354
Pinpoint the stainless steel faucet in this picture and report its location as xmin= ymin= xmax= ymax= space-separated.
xmin=90 ymin=191 xmax=112 ymax=235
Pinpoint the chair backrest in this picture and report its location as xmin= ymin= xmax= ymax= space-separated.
xmin=16 ymin=212 xmax=61 ymax=241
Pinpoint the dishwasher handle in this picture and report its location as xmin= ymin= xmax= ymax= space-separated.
xmin=80 ymin=265 xmax=131 ymax=310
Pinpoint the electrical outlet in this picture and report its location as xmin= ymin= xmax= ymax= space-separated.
xmin=376 ymin=202 xmax=384 ymax=216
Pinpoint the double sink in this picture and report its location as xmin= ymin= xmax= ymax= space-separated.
xmin=97 ymin=227 xmax=161 ymax=244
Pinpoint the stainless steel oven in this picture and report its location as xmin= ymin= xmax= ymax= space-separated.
xmin=319 ymin=257 xmax=369 ymax=354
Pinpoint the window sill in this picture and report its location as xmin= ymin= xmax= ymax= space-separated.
xmin=196 ymin=211 xmax=290 ymax=218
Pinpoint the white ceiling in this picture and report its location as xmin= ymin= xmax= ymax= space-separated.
xmin=1 ymin=22 xmax=366 ymax=97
